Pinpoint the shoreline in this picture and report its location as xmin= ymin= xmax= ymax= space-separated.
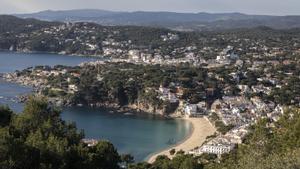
xmin=0 ymin=74 xmax=173 ymax=118
xmin=0 ymin=50 xmax=107 ymax=59
xmin=146 ymin=117 xmax=216 ymax=163
xmin=1 ymin=73 xmax=217 ymax=163
xmin=144 ymin=117 xmax=195 ymax=161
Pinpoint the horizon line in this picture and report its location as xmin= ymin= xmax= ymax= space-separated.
xmin=6 ymin=8 xmax=300 ymax=17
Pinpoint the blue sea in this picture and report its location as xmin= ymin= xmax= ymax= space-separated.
xmin=0 ymin=51 xmax=192 ymax=161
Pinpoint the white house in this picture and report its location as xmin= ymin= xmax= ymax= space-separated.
xmin=184 ymin=104 xmax=206 ymax=117
xmin=128 ymin=50 xmax=140 ymax=61
xmin=68 ymin=84 xmax=78 ymax=93
xmin=200 ymin=143 xmax=234 ymax=155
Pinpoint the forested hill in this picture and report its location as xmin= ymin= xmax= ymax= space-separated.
xmin=1 ymin=15 xmax=300 ymax=58
xmin=0 ymin=15 xmax=59 ymax=34
xmin=15 ymin=9 xmax=300 ymax=31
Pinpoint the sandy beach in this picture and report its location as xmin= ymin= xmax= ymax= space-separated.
xmin=147 ymin=117 xmax=216 ymax=163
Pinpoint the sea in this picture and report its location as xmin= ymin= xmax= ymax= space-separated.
xmin=0 ymin=51 xmax=192 ymax=161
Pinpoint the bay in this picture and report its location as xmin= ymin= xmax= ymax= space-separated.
xmin=0 ymin=51 xmax=192 ymax=161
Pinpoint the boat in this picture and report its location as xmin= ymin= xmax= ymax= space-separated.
xmin=166 ymin=138 xmax=176 ymax=145
xmin=124 ymin=112 xmax=133 ymax=116
xmin=82 ymin=139 xmax=99 ymax=147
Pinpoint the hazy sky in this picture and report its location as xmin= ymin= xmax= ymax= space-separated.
xmin=1 ymin=0 xmax=300 ymax=15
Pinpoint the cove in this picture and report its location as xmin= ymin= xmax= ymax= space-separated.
xmin=0 ymin=51 xmax=192 ymax=161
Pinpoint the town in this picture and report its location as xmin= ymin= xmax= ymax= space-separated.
xmin=2 ymin=37 xmax=299 ymax=158
xmin=1 ymin=14 xmax=300 ymax=165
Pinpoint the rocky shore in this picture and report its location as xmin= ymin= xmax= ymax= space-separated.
xmin=1 ymin=72 xmax=171 ymax=117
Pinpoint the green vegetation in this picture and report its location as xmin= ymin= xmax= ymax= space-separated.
xmin=169 ymin=149 xmax=176 ymax=156
xmin=0 ymin=15 xmax=58 ymax=34
xmin=1 ymin=15 xmax=300 ymax=169
xmin=0 ymin=15 xmax=59 ymax=50
xmin=129 ymin=108 xmax=300 ymax=169
xmin=72 ymin=63 xmax=215 ymax=108
xmin=129 ymin=154 xmax=203 ymax=169
xmin=21 ymin=62 xmax=223 ymax=113
xmin=206 ymin=108 xmax=300 ymax=169
xmin=1 ymin=97 xmax=300 ymax=169
xmin=0 ymin=97 xmax=120 ymax=169
xmin=0 ymin=106 xmax=12 ymax=127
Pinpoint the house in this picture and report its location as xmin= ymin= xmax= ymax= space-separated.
xmin=158 ymin=85 xmax=178 ymax=103
xmin=184 ymin=103 xmax=207 ymax=117
xmin=223 ymin=86 xmax=233 ymax=95
xmin=82 ymin=139 xmax=98 ymax=147
xmin=235 ymin=59 xmax=244 ymax=67
xmin=238 ymin=85 xmax=251 ymax=94
xmin=128 ymin=50 xmax=140 ymax=61
xmin=225 ymin=125 xmax=249 ymax=144
xmin=197 ymin=102 xmax=208 ymax=115
xmin=159 ymin=85 xmax=170 ymax=95
xmin=251 ymin=85 xmax=272 ymax=95
xmin=184 ymin=104 xmax=198 ymax=117
xmin=267 ymin=105 xmax=284 ymax=122
xmin=68 ymin=84 xmax=78 ymax=93
xmin=175 ymin=86 xmax=184 ymax=97
xmin=274 ymin=105 xmax=284 ymax=114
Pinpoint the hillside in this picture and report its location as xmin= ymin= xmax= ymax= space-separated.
xmin=0 ymin=15 xmax=59 ymax=34
xmin=1 ymin=15 xmax=300 ymax=59
xmin=15 ymin=9 xmax=300 ymax=31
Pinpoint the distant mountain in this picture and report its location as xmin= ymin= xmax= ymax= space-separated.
xmin=15 ymin=9 xmax=120 ymax=22
xmin=14 ymin=9 xmax=300 ymax=31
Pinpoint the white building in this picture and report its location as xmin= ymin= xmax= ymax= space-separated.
xmin=184 ymin=104 xmax=206 ymax=117
xmin=128 ymin=50 xmax=140 ymax=61
xmin=268 ymin=105 xmax=284 ymax=122
xmin=68 ymin=84 xmax=78 ymax=93
xmin=184 ymin=104 xmax=198 ymax=117
xmin=158 ymin=85 xmax=178 ymax=103
xmin=200 ymin=143 xmax=234 ymax=155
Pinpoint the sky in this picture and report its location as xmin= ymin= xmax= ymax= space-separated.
xmin=0 ymin=0 xmax=300 ymax=15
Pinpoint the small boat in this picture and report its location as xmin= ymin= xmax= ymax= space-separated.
xmin=166 ymin=138 xmax=176 ymax=145
xmin=124 ymin=112 xmax=133 ymax=116
xmin=82 ymin=139 xmax=99 ymax=147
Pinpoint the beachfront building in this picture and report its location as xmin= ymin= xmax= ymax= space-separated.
xmin=185 ymin=104 xmax=199 ymax=117
xmin=197 ymin=101 xmax=208 ymax=114
xmin=184 ymin=102 xmax=208 ymax=117
xmin=200 ymin=143 xmax=234 ymax=155
xmin=189 ymin=124 xmax=248 ymax=156
xmin=189 ymin=142 xmax=235 ymax=156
